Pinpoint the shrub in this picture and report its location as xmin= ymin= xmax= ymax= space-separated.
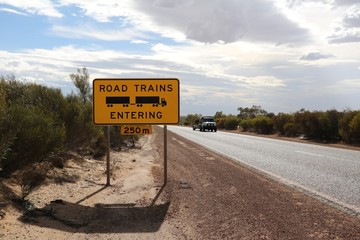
xmin=283 ymin=122 xmax=298 ymax=137
xmin=272 ymin=113 xmax=294 ymax=135
xmin=294 ymin=110 xmax=323 ymax=139
xmin=0 ymin=77 xmax=68 ymax=174
xmin=339 ymin=111 xmax=359 ymax=143
xmin=216 ymin=118 xmax=226 ymax=129
xmin=0 ymin=85 xmax=16 ymax=171
xmin=349 ymin=112 xmax=360 ymax=143
xmin=224 ymin=115 xmax=239 ymax=130
xmin=183 ymin=114 xmax=202 ymax=126
xmin=240 ymin=119 xmax=253 ymax=132
xmin=20 ymin=163 xmax=48 ymax=199
xmin=318 ymin=110 xmax=342 ymax=141
xmin=1 ymin=105 xmax=66 ymax=174
xmin=252 ymin=116 xmax=273 ymax=134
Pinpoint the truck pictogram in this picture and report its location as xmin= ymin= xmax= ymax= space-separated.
xmin=106 ymin=96 xmax=130 ymax=107
xmin=106 ymin=96 xmax=166 ymax=107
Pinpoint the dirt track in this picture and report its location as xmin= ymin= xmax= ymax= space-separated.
xmin=154 ymin=126 xmax=360 ymax=239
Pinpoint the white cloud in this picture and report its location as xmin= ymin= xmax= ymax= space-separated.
xmin=0 ymin=7 xmax=27 ymax=15
xmin=300 ymin=52 xmax=335 ymax=60
xmin=342 ymin=6 xmax=360 ymax=28
xmin=326 ymin=5 xmax=360 ymax=43
xmin=51 ymin=25 xmax=148 ymax=41
xmin=131 ymin=40 xmax=148 ymax=44
xmin=328 ymin=28 xmax=360 ymax=43
xmin=334 ymin=0 xmax=360 ymax=6
xmin=57 ymin=0 xmax=135 ymax=22
xmin=326 ymin=78 xmax=360 ymax=95
xmin=129 ymin=0 xmax=311 ymax=44
xmin=0 ymin=0 xmax=63 ymax=17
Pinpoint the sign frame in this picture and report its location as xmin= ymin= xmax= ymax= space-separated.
xmin=93 ymin=78 xmax=179 ymax=125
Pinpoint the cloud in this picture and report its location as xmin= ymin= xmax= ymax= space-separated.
xmin=287 ymin=0 xmax=359 ymax=8
xmin=57 ymin=0 xmax=134 ymax=22
xmin=326 ymin=78 xmax=360 ymax=95
xmin=0 ymin=0 xmax=63 ymax=17
xmin=341 ymin=6 xmax=360 ymax=28
xmin=0 ymin=7 xmax=27 ymax=15
xmin=334 ymin=0 xmax=360 ymax=6
xmin=129 ymin=0 xmax=311 ymax=44
xmin=11 ymin=0 xmax=310 ymax=45
xmin=286 ymin=0 xmax=331 ymax=8
xmin=327 ymin=6 xmax=360 ymax=43
xmin=328 ymin=28 xmax=360 ymax=43
xmin=300 ymin=52 xmax=335 ymax=61
xmin=51 ymin=25 xmax=148 ymax=41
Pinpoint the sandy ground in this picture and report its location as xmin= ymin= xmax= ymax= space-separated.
xmin=0 ymin=132 xmax=184 ymax=240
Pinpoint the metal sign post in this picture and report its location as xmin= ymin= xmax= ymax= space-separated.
xmin=106 ymin=125 xmax=111 ymax=186
xmin=164 ymin=125 xmax=168 ymax=184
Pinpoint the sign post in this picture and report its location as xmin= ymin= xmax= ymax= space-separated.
xmin=164 ymin=125 xmax=167 ymax=184
xmin=106 ymin=126 xmax=110 ymax=186
xmin=93 ymin=78 xmax=179 ymax=186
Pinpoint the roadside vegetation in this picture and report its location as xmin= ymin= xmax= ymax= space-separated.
xmin=181 ymin=105 xmax=360 ymax=145
xmin=0 ymin=68 xmax=136 ymax=200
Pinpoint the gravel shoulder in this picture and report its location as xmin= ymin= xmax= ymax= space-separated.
xmin=157 ymin=126 xmax=360 ymax=239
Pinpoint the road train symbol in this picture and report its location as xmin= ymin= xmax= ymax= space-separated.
xmin=106 ymin=96 xmax=167 ymax=107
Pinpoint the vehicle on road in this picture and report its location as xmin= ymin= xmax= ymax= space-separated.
xmin=193 ymin=116 xmax=217 ymax=132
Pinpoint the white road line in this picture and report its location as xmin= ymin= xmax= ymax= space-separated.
xmin=295 ymin=150 xmax=324 ymax=157
xmin=295 ymin=150 xmax=359 ymax=164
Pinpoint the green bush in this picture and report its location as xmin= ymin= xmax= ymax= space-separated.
xmin=1 ymin=104 xmax=66 ymax=173
xmin=339 ymin=111 xmax=359 ymax=143
xmin=272 ymin=113 xmax=294 ymax=135
xmin=349 ymin=112 xmax=360 ymax=143
xmin=216 ymin=118 xmax=226 ymax=129
xmin=294 ymin=110 xmax=322 ymax=139
xmin=224 ymin=115 xmax=239 ymax=130
xmin=252 ymin=116 xmax=273 ymax=134
xmin=0 ymin=75 xmax=104 ymax=175
xmin=0 ymin=85 xmax=15 ymax=170
xmin=183 ymin=113 xmax=202 ymax=126
xmin=283 ymin=122 xmax=298 ymax=137
xmin=317 ymin=110 xmax=342 ymax=141
xmin=239 ymin=119 xmax=253 ymax=132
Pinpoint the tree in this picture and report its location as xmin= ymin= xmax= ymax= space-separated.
xmin=215 ymin=111 xmax=226 ymax=119
xmin=66 ymin=68 xmax=103 ymax=149
xmin=237 ymin=105 xmax=267 ymax=119
xmin=70 ymin=67 xmax=91 ymax=104
xmin=184 ymin=113 xmax=201 ymax=126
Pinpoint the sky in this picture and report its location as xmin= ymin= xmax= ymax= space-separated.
xmin=0 ymin=0 xmax=359 ymax=116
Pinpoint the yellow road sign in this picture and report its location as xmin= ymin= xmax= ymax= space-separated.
xmin=93 ymin=78 xmax=179 ymax=125
xmin=120 ymin=125 xmax=152 ymax=135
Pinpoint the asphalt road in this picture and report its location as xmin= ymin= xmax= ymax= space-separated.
xmin=167 ymin=125 xmax=360 ymax=216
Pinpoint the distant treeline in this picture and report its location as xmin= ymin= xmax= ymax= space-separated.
xmin=182 ymin=105 xmax=360 ymax=144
